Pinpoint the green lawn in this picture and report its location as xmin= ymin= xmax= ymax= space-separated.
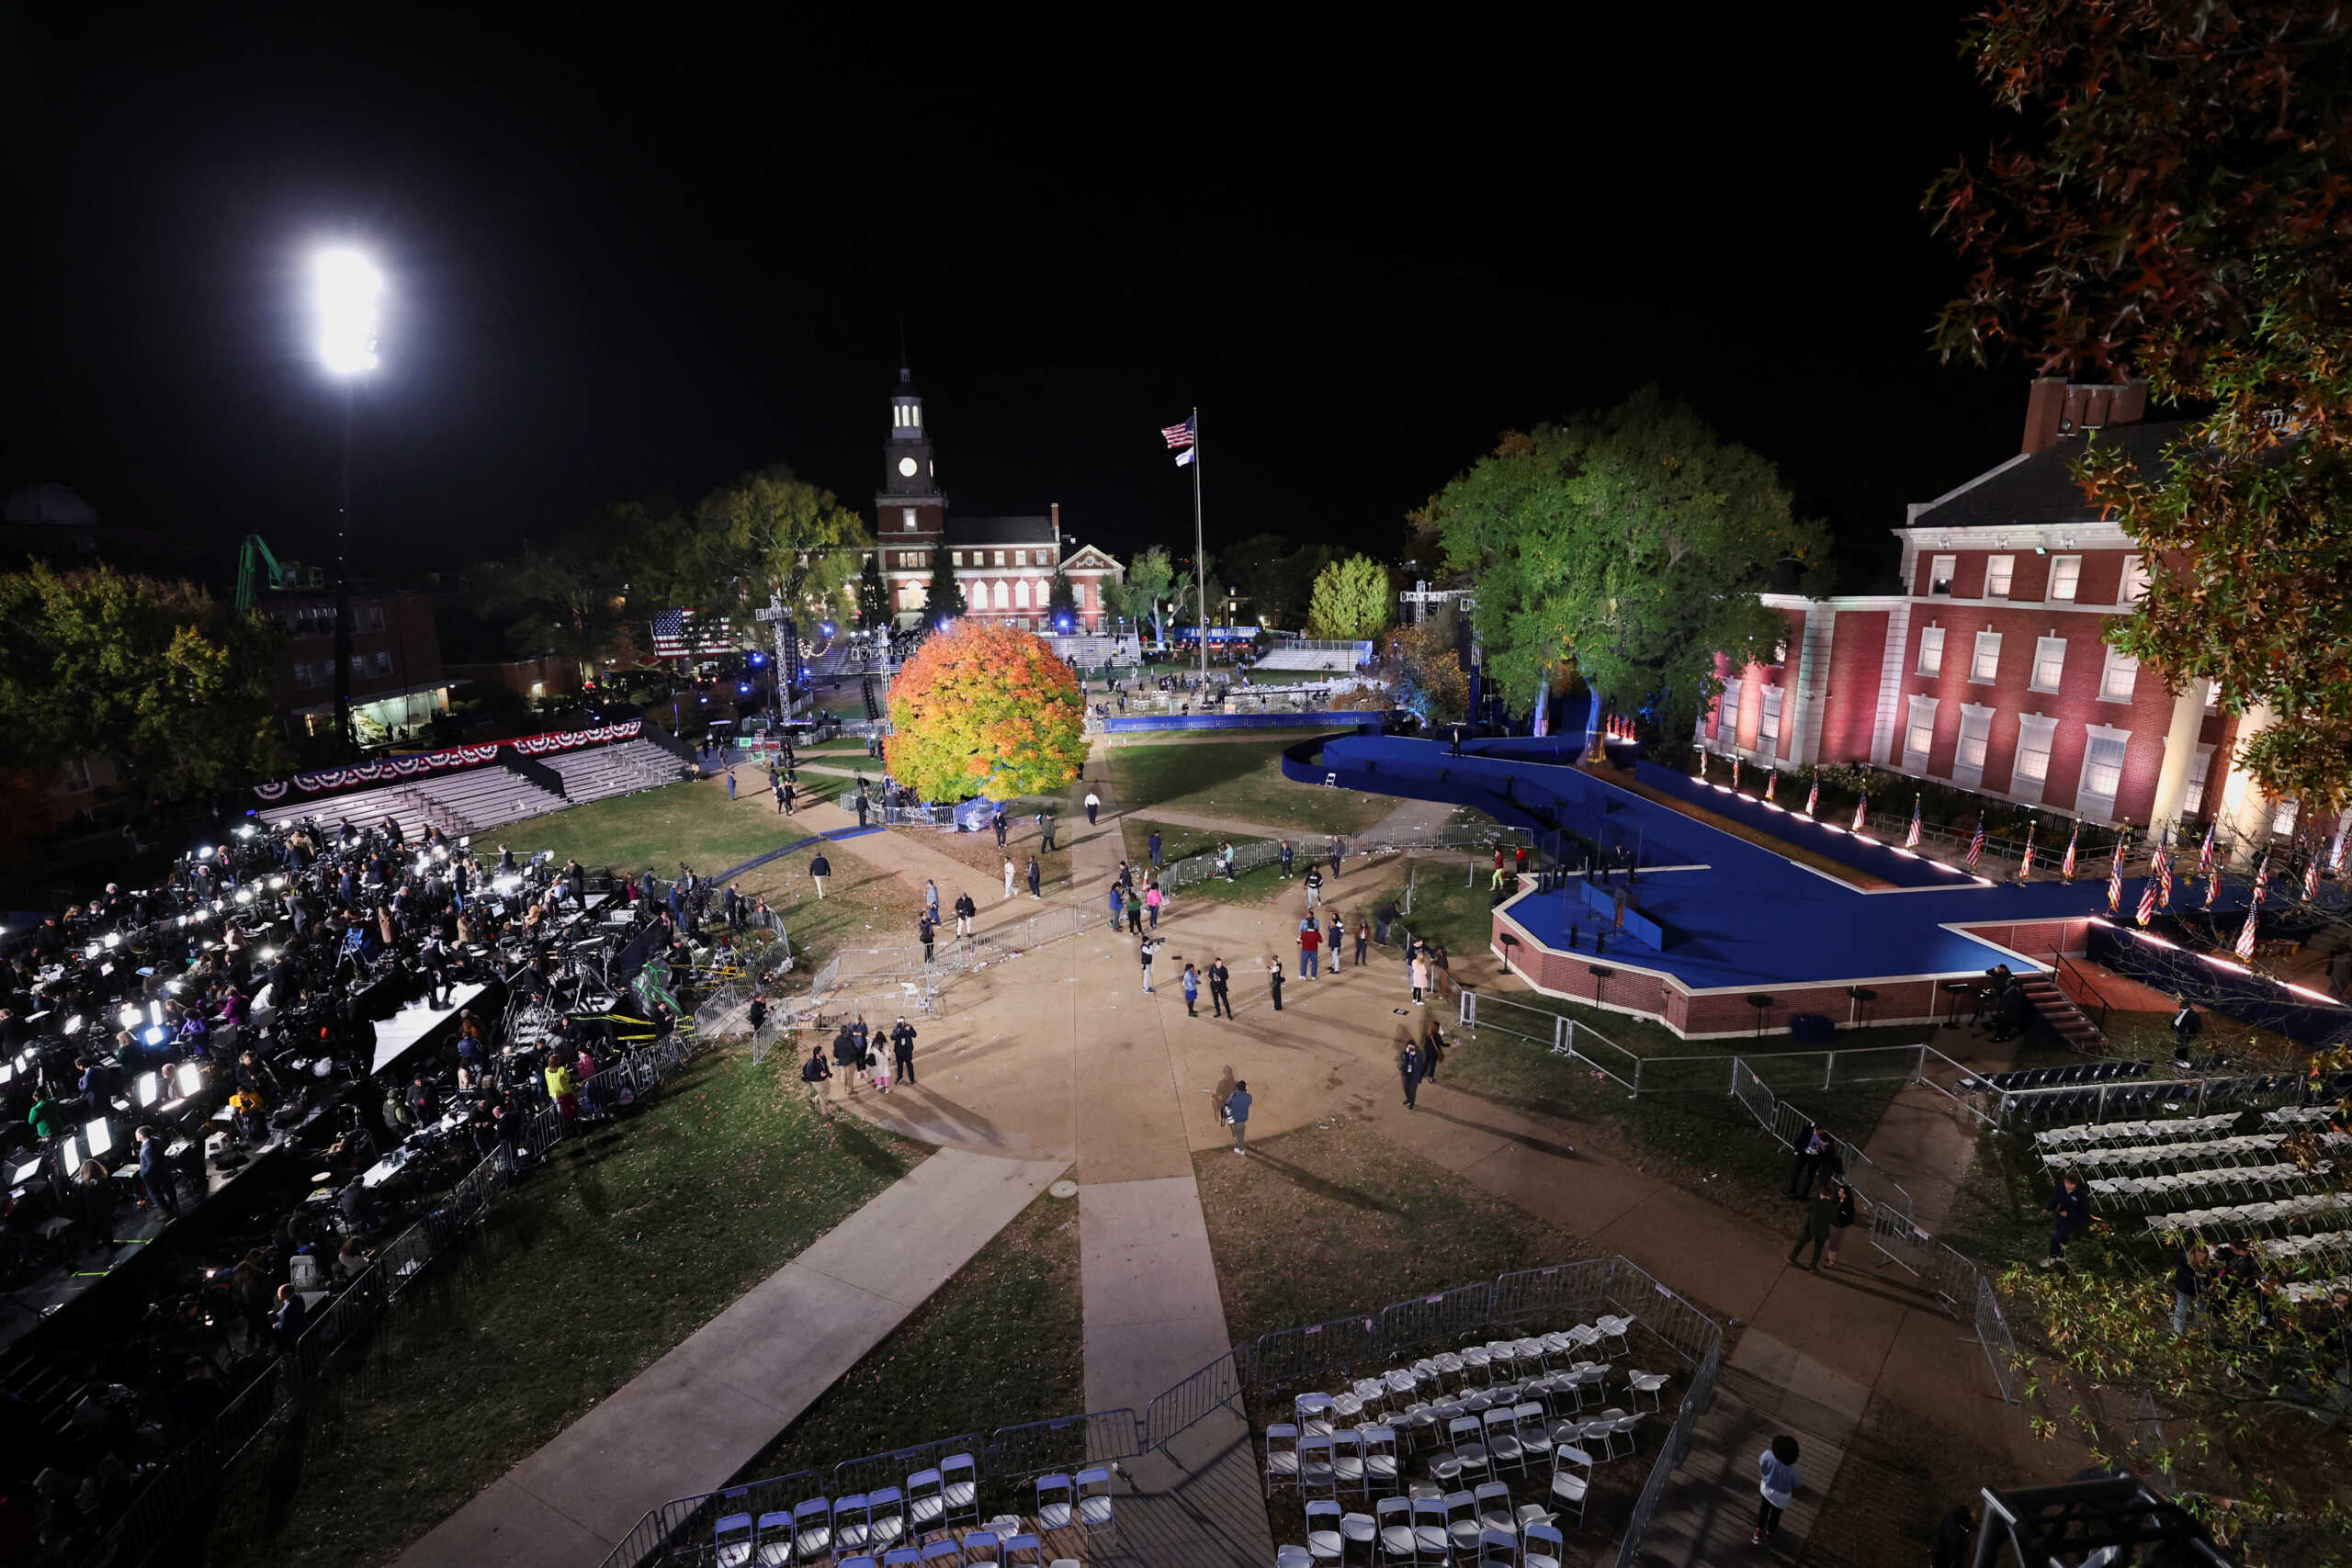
xmin=1105 ymin=738 xmax=1393 ymax=833
xmin=730 ymin=1190 xmax=1083 ymax=1508
xmin=209 ymin=1044 xmax=926 ymax=1568
xmin=1118 ymin=817 xmax=1283 ymax=907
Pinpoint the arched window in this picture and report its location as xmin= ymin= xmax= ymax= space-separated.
xmin=993 ymin=580 xmax=1009 ymax=610
xmin=1013 ymin=580 xmax=1030 ymax=609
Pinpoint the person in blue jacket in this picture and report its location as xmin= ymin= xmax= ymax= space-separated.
xmin=2043 ymin=1173 xmax=2091 ymax=1267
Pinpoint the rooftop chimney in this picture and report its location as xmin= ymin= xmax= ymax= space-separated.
xmin=2022 ymin=375 xmax=2152 ymax=455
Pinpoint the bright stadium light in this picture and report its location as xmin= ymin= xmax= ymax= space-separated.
xmin=314 ymin=247 xmax=382 ymax=376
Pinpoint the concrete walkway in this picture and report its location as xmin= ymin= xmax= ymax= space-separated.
xmin=396 ymin=1148 xmax=1068 ymax=1568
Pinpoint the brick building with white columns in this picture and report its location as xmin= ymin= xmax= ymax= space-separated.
xmin=1699 ymin=377 xmax=2334 ymax=859
xmin=864 ymin=367 xmax=1123 ymax=630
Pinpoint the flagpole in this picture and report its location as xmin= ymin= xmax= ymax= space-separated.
xmin=1191 ymin=406 xmax=1207 ymax=689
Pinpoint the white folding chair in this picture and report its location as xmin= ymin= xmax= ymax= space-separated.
xmin=1299 ymin=1434 xmax=1339 ymax=1499
xmin=1457 ymin=1345 xmax=1495 ymax=1386
xmin=1279 ymin=1547 xmax=1317 ymax=1568
xmin=1375 ymin=1498 xmax=1418 ymax=1567
xmin=833 ymin=1495 xmax=873 ymax=1556
xmin=1264 ymin=1426 xmax=1301 ymax=1496
xmin=1549 ymin=1447 xmax=1593 ymax=1528
xmin=1511 ymin=1402 xmax=1554 ymax=1468
xmin=1593 ymin=1315 xmax=1633 ymax=1358
xmin=1000 ymin=1534 xmax=1044 ymax=1568
xmin=960 ymin=1530 xmax=1000 ymax=1568
xmin=790 ymin=1497 xmax=832 ymax=1561
xmin=1524 ymin=1520 xmax=1566 ymax=1568
xmin=1441 ymin=1490 xmax=1482 ymax=1555
xmin=1445 ymin=1416 xmax=1488 ymax=1483
xmin=1297 ymin=1392 xmax=1339 ymax=1437
xmin=1075 ymin=1466 xmax=1115 ymax=1546
xmin=1481 ymin=1406 xmax=1525 ymax=1477
xmin=1624 ymin=1371 xmax=1671 ymax=1413
xmin=1034 ymin=1474 xmax=1075 ymax=1532
xmin=908 ymin=1470 xmax=947 ymax=1536
xmin=1471 ymin=1481 xmax=1515 ymax=1536
xmin=752 ymin=1510 xmax=793 ymax=1568
xmin=1603 ymin=1410 xmax=1643 ymax=1460
xmin=941 ymin=1453 xmax=980 ymax=1530
xmin=1340 ymin=1509 xmax=1379 ymax=1565
xmin=715 ymin=1513 xmax=754 ymax=1568
xmin=1331 ymin=1427 xmax=1368 ymax=1497
xmin=1474 ymin=1528 xmax=1517 ymax=1568
xmin=920 ymin=1539 xmax=964 ymax=1568
xmin=1362 ymin=1424 xmax=1401 ymax=1489
xmin=881 ymin=1549 xmax=921 ymax=1568
xmin=1409 ymin=1497 xmax=1452 ymax=1563
xmin=866 ymin=1487 xmax=907 ymax=1551
xmin=1306 ymin=1500 xmax=1347 ymax=1562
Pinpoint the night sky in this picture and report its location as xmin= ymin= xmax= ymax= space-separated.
xmin=2 ymin=5 xmax=2023 ymax=594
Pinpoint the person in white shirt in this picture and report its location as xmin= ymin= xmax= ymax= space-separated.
xmin=1753 ymin=1435 xmax=1802 ymax=1546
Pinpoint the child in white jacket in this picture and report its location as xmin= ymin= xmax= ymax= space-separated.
xmin=1754 ymin=1434 xmax=1802 ymax=1546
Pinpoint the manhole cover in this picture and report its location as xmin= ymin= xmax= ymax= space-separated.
xmin=1048 ymin=1179 xmax=1080 ymax=1199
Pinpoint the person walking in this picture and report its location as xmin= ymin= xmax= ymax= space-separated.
xmin=831 ymin=1022 xmax=863 ymax=1097
xmin=1182 ymin=963 xmax=1201 ymax=1017
xmin=801 ymin=1043 xmax=832 ymax=1117
xmin=1752 ymin=1436 xmax=1803 ymax=1547
xmin=1787 ymin=1174 xmax=1838 ymax=1270
xmin=1268 ymin=955 xmax=1285 ymax=1011
xmin=1279 ymin=840 xmax=1295 ymax=878
xmin=1398 ymin=1038 xmax=1422 ymax=1110
xmin=773 ymin=774 xmax=786 ymax=813
xmin=1148 ymin=829 xmax=1163 ymax=870
xmin=1355 ymin=915 xmax=1372 ymax=966
xmin=1027 ymin=855 xmax=1042 ymax=898
xmin=1222 ymin=1080 xmax=1251 ymax=1154
xmin=1374 ymin=898 xmax=1397 ymax=946
xmin=1125 ymin=886 xmax=1144 ymax=935
xmin=1304 ymin=864 xmax=1323 ymax=909
xmin=1419 ymin=1021 xmax=1447 ymax=1081
xmin=954 ymin=890 xmax=976 ymax=938
xmin=808 ymin=851 xmax=831 ymax=899
xmin=1208 ymin=957 xmax=1233 ymax=1019
xmin=1039 ymin=811 xmax=1057 ymax=851
xmin=1145 ymin=880 xmax=1162 ymax=929
xmin=1326 ymin=911 xmax=1345 ymax=971
xmin=993 ymin=809 xmax=1008 ymax=848
xmin=1139 ymin=936 xmax=1162 ymax=993
xmin=1085 ymin=788 xmax=1101 ymax=826
xmin=2043 ymin=1173 xmax=2091 ymax=1268
xmin=1409 ymin=952 xmax=1430 ymax=1006
xmin=726 ymin=769 xmax=737 ymax=801
xmin=1328 ymin=835 xmax=1344 ymax=878
xmin=918 ymin=912 xmax=935 ymax=964
xmin=1004 ymin=857 xmax=1018 ymax=900
xmin=1821 ymin=1179 xmax=1857 ymax=1269
xmin=1298 ymin=918 xmax=1321 ymax=978
xmin=890 ymin=1018 xmax=917 ymax=1084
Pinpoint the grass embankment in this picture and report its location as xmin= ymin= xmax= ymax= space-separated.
xmin=732 ymin=1190 xmax=1084 ymax=1497
xmin=1105 ymin=736 xmax=1392 ymax=834
xmin=209 ymin=1046 xmax=927 ymax=1568
xmin=1117 ymin=818 xmax=1282 ymax=908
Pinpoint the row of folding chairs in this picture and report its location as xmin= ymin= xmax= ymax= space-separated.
xmin=1272 ymin=1391 xmax=1661 ymax=1501
xmin=1304 ymin=1361 xmax=1633 ymax=1453
xmin=717 ymin=1526 xmax=1072 ymax=1568
xmin=2041 ymin=1134 xmax=2281 ymax=1173
xmin=2090 ymin=1162 xmax=2329 ymax=1209
xmin=722 ymin=1464 xmax=1113 ymax=1567
xmin=1294 ymin=1318 xmax=1638 ymax=1437
xmin=1284 ymin=1498 xmax=1574 ymax=1568
xmin=2037 ymin=1114 xmax=2237 ymax=1153
xmin=2256 ymin=1226 xmax=2352 ymax=1266
xmin=2264 ymin=1104 xmax=2348 ymax=1131
xmin=1979 ymin=1060 xmax=2150 ymax=1092
xmin=2144 ymin=1190 xmax=2352 ymax=1238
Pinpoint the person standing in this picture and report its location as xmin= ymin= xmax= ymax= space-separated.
xmin=1039 ymin=811 xmax=1057 ymax=851
xmin=2172 ymin=1243 xmax=2211 ymax=1337
xmin=890 ymin=1018 xmax=917 ymax=1084
xmin=1787 ymin=1123 xmax=1833 ymax=1199
xmin=1148 ymin=829 xmax=1163 ymax=870
xmin=1139 ymin=937 xmax=1162 ymax=993
xmin=1374 ymin=899 xmax=1397 ymax=947
xmin=1409 ymin=952 xmax=1430 ymax=1006
xmin=2043 ymin=1173 xmax=2090 ymax=1268
xmin=1004 ymin=857 xmax=1018 ymax=900
xmin=1752 ymin=1436 xmax=1803 ymax=1548
xmin=136 ymin=1125 xmax=180 ymax=1221
xmin=1208 ymin=957 xmax=1233 ymax=1019
xmin=1304 ymin=864 xmax=1323 ymax=909
xmin=954 ymin=890 xmax=976 ymax=938
xmin=1398 ymin=1038 xmax=1422 ymax=1110
xmin=993 ymin=809 xmax=1008 ymax=848
xmin=1821 ymin=1179 xmax=1857 ymax=1269
xmin=1328 ymin=835 xmax=1344 ymax=878
xmin=1182 ymin=963 xmax=1201 ymax=1017
xmin=1125 ymin=886 xmax=1144 ymax=935
xmin=1268 ymin=955 xmax=1285 ymax=1011
xmin=801 ymin=1043 xmax=832 ymax=1117
xmin=1222 ymin=1080 xmax=1251 ymax=1154
xmin=1355 ymin=916 xmax=1372 ymax=966
xmin=1279 ymin=840 xmax=1295 ymax=878
xmin=1027 ymin=856 xmax=1042 ymax=898
xmin=1299 ymin=918 xmax=1321 ymax=978
xmin=1787 ymin=1175 xmax=1838 ymax=1270
xmin=1145 ymin=880 xmax=1162 ymax=929
xmin=1085 ymin=788 xmax=1102 ymax=826
xmin=1218 ymin=841 xmax=1236 ymax=881
xmin=918 ymin=912 xmax=936 ymax=964
xmin=808 ymin=851 xmax=831 ymax=899
xmin=1326 ymin=911 xmax=1345 ymax=971
xmin=1419 ymin=1022 xmax=1447 ymax=1081
xmin=1105 ymin=882 xmax=1124 ymax=921
xmin=726 ymin=769 xmax=737 ymax=801
xmin=924 ymin=879 xmax=940 ymax=923
xmin=773 ymin=773 xmax=787 ymax=813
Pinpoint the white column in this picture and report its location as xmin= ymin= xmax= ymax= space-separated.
xmin=2216 ymin=702 xmax=2278 ymax=862
xmin=2146 ymin=677 xmax=2211 ymax=833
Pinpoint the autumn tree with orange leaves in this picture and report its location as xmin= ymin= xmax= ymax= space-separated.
xmin=883 ymin=623 xmax=1087 ymax=802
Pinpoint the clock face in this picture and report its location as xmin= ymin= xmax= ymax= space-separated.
xmin=898 ymin=457 xmax=919 ymax=478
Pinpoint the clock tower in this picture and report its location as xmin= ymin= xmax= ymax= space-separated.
xmin=876 ymin=367 xmax=946 ymax=541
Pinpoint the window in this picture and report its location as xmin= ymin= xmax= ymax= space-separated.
xmin=2049 ymin=555 xmax=2082 ymax=600
xmin=348 ymin=655 xmax=367 ymax=679
xmin=952 ymin=551 xmax=964 ymax=566
xmin=1984 ymin=555 xmax=2014 ymax=598
xmin=2098 ymin=646 xmax=2139 ymax=703
xmin=2272 ymin=798 xmax=2301 ymax=837
xmin=1074 ymin=583 xmax=1088 ymax=609
xmin=908 ymin=404 xmax=920 ymax=427
xmin=2080 ymin=732 xmax=2129 ymax=817
xmin=1954 ymin=705 xmax=1993 ymax=785
xmin=2120 ymin=557 xmax=2148 ymax=605
xmin=1971 ymin=631 xmax=2002 ymax=683
xmin=356 ymin=604 xmax=386 ymax=633
xmin=901 ymin=508 xmax=917 ymax=532
xmin=1758 ymin=687 xmax=1783 ymax=753
xmin=993 ymin=551 xmax=1006 ymax=567
xmin=2014 ymin=716 xmax=2057 ymax=801
xmin=373 ymin=650 xmax=394 ymax=674
xmin=992 ymin=580 xmax=1009 ymax=609
xmin=292 ymin=660 xmax=317 ymax=689
xmin=1903 ymin=695 xmax=1939 ymax=773
xmin=2186 ymin=744 xmax=2215 ymax=804
xmin=1929 ymin=554 xmax=1956 ymax=594
xmin=1917 ymin=626 xmax=1944 ymax=677
xmin=2031 ymin=637 xmax=2067 ymax=693
xmin=1716 ymin=676 xmax=1742 ymax=739
xmin=1013 ymin=579 xmax=1031 ymax=609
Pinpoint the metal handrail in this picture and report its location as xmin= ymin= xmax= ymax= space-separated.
xmin=2052 ymin=948 xmax=2115 ymax=1033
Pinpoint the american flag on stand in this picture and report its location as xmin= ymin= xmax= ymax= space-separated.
xmin=1763 ymin=769 xmax=1777 ymax=805
xmin=2304 ymin=849 xmax=2324 ymax=902
xmin=2136 ymin=835 xmax=2168 ymax=926
xmin=2196 ymin=823 xmax=2217 ymax=882
xmin=2236 ymin=853 xmax=2271 ymax=958
xmin=1804 ymin=777 xmax=1818 ymax=817
xmin=1851 ymin=791 xmax=1867 ymax=832
xmin=2158 ymin=830 xmax=2175 ymax=908
xmin=2018 ymin=823 xmax=2035 ymax=883
xmin=2060 ymin=819 xmax=2079 ymax=881
xmin=2331 ymin=814 xmax=2349 ymax=873
xmin=1904 ymin=795 xmax=1922 ymax=849
xmin=1731 ymin=755 xmax=1741 ymax=793
xmin=1965 ymin=819 xmax=1986 ymax=870
xmin=2105 ymin=825 xmax=2131 ymax=914
xmin=650 ymin=609 xmax=735 ymax=659
xmin=1161 ymin=413 xmax=1197 ymax=468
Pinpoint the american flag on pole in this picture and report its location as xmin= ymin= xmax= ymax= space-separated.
xmin=1731 ymin=755 xmax=1741 ymax=793
xmin=1965 ymin=819 xmax=1986 ymax=870
xmin=2196 ymin=823 xmax=2217 ymax=882
xmin=2304 ymin=849 xmax=2324 ymax=902
xmin=2158 ymin=831 xmax=2175 ymax=908
xmin=650 ymin=608 xmax=735 ymax=659
xmin=1161 ymin=413 xmax=1196 ymax=467
xmin=2105 ymin=826 xmax=2131 ymax=914
xmin=2061 ymin=819 xmax=2079 ymax=881
xmin=1804 ymin=778 xmax=1818 ymax=817
xmin=1851 ymin=791 xmax=1867 ymax=832
xmin=2136 ymin=837 xmax=2167 ymax=925
xmin=2331 ymin=814 xmax=2349 ymax=873
xmin=2236 ymin=854 xmax=2270 ymax=958
xmin=2018 ymin=822 xmax=2035 ymax=883
xmin=1764 ymin=769 xmax=1777 ymax=805
xmin=1904 ymin=795 xmax=1921 ymax=849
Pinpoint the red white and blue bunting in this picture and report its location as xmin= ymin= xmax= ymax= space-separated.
xmin=252 ymin=720 xmax=643 ymax=800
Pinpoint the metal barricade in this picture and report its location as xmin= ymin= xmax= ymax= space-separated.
xmin=1975 ymin=1273 xmax=2024 ymax=1402
xmin=831 ymin=1433 xmax=983 ymax=1507
xmin=1252 ymin=1311 xmax=1384 ymax=1392
xmin=1142 ymin=1348 xmax=1251 ymax=1450
xmin=1378 ymin=1281 xmax=1498 ymax=1357
xmin=1616 ymin=1335 xmax=1724 ymax=1568
xmin=987 ymin=1409 xmax=1142 ymax=1490
xmin=1491 ymin=1260 xmax=1611 ymax=1328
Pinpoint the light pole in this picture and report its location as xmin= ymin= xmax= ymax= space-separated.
xmin=314 ymin=247 xmax=382 ymax=750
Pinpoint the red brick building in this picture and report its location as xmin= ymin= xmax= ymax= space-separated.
xmin=1698 ymin=378 xmax=2324 ymax=858
xmin=868 ymin=367 xmax=1124 ymax=630
xmin=268 ymin=589 xmax=449 ymax=742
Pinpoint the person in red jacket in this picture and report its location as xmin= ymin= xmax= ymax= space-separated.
xmin=1298 ymin=916 xmax=1322 ymax=978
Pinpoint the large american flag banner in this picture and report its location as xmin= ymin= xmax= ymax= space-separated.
xmin=650 ymin=609 xmax=735 ymax=659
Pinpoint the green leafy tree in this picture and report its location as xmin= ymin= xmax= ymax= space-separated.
xmin=472 ymin=537 xmax=631 ymax=680
xmin=1171 ymin=551 xmax=1229 ymax=629
xmin=1114 ymin=545 xmax=1178 ymax=641
xmin=923 ymin=548 xmax=967 ymax=621
xmin=1047 ymin=570 xmax=1077 ymax=620
xmin=1306 ymin=554 xmax=1391 ymax=640
xmin=884 ymin=622 xmax=1087 ymax=801
xmin=1930 ymin=0 xmax=2352 ymax=811
xmin=1224 ymin=535 xmax=1334 ymax=629
xmin=1383 ymin=621 xmax=1468 ymax=727
xmin=856 ymin=551 xmax=890 ymax=626
xmin=1422 ymin=388 xmax=1827 ymax=743
xmin=0 ymin=564 xmax=288 ymax=796
xmin=694 ymin=466 xmax=870 ymax=628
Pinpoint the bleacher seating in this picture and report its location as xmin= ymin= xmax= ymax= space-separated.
xmin=256 ymin=779 xmax=440 ymax=841
xmin=545 ymin=739 xmax=689 ymax=806
xmin=1255 ymin=648 xmax=1363 ymax=673
xmin=409 ymin=767 xmax=566 ymax=833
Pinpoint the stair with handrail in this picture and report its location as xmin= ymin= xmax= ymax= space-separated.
xmin=2027 ymin=950 xmax=2113 ymax=1054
